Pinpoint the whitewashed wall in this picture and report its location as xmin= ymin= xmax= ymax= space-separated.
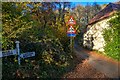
xmin=83 ymin=16 xmax=115 ymax=52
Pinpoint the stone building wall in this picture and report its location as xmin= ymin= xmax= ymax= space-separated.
xmin=83 ymin=16 xmax=115 ymax=52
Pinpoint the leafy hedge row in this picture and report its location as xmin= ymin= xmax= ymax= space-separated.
xmin=2 ymin=2 xmax=75 ymax=78
xmin=103 ymin=12 xmax=120 ymax=61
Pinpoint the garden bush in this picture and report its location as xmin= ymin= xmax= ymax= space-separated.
xmin=103 ymin=12 xmax=120 ymax=61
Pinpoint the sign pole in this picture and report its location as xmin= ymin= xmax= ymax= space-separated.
xmin=71 ymin=37 xmax=74 ymax=55
xmin=70 ymin=37 xmax=73 ymax=54
xmin=15 ymin=41 xmax=20 ymax=65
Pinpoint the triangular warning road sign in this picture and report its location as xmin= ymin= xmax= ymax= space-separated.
xmin=67 ymin=16 xmax=76 ymax=25
xmin=67 ymin=26 xmax=76 ymax=34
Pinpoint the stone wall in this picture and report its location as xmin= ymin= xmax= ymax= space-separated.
xmin=83 ymin=16 xmax=115 ymax=52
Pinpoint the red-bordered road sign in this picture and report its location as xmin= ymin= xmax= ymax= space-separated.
xmin=67 ymin=16 xmax=76 ymax=25
xmin=67 ymin=25 xmax=76 ymax=34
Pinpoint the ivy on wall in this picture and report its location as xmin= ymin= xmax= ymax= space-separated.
xmin=103 ymin=12 xmax=120 ymax=61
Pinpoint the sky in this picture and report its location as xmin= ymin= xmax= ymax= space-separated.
xmin=69 ymin=0 xmax=119 ymax=7
xmin=2 ymin=0 xmax=119 ymax=2
xmin=68 ymin=0 xmax=119 ymax=2
xmin=71 ymin=2 xmax=110 ymax=7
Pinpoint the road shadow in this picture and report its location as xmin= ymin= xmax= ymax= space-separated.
xmin=61 ymin=44 xmax=92 ymax=78
xmin=74 ymin=44 xmax=91 ymax=61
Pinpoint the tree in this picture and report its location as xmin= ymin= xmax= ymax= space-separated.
xmin=55 ymin=2 xmax=71 ymax=23
xmin=2 ymin=2 xmax=33 ymax=50
xmin=71 ymin=2 xmax=101 ymax=45
xmin=72 ymin=5 xmax=85 ymax=26
xmin=83 ymin=3 xmax=92 ymax=24
xmin=2 ymin=2 xmax=75 ymax=78
xmin=92 ymin=2 xmax=101 ymax=16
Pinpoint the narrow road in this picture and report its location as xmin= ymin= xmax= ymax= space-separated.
xmin=63 ymin=44 xmax=120 ymax=79
xmin=75 ymin=44 xmax=120 ymax=78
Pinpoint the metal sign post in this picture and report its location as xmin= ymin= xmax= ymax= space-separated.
xmin=70 ymin=37 xmax=75 ymax=54
xmin=15 ymin=41 xmax=20 ymax=65
xmin=70 ymin=37 xmax=73 ymax=54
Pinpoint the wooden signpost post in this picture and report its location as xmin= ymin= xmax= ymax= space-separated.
xmin=66 ymin=16 xmax=76 ymax=54
xmin=0 ymin=41 xmax=36 ymax=65
xmin=15 ymin=41 xmax=21 ymax=65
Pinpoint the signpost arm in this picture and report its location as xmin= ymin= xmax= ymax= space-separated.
xmin=15 ymin=41 xmax=20 ymax=65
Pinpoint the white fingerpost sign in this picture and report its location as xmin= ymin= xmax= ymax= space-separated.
xmin=1 ymin=41 xmax=36 ymax=65
xmin=0 ymin=49 xmax=17 ymax=57
xmin=20 ymin=52 xmax=35 ymax=59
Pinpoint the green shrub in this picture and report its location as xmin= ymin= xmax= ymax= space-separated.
xmin=103 ymin=12 xmax=120 ymax=61
xmin=2 ymin=2 xmax=75 ymax=78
